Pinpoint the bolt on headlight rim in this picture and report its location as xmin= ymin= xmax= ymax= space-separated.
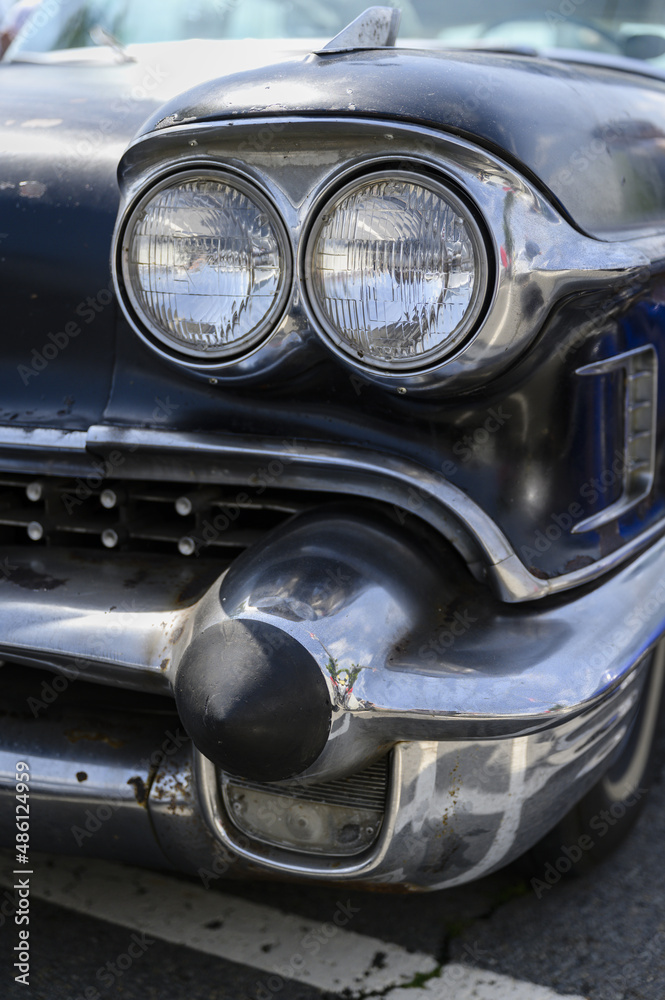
xmin=303 ymin=168 xmax=491 ymax=375
xmin=117 ymin=167 xmax=294 ymax=366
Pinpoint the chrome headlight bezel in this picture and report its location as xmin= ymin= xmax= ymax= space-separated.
xmin=114 ymin=166 xmax=293 ymax=367
xmin=302 ymin=168 xmax=491 ymax=376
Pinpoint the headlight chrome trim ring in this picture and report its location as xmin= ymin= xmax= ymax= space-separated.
xmin=115 ymin=166 xmax=294 ymax=369
xmin=303 ymin=167 xmax=491 ymax=377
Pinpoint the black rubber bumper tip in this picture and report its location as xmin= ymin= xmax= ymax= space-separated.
xmin=174 ymin=618 xmax=332 ymax=782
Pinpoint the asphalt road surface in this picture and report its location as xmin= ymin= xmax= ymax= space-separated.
xmin=2 ymin=728 xmax=665 ymax=1000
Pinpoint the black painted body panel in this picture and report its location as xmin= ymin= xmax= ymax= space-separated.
xmin=0 ymin=59 xmax=167 ymax=426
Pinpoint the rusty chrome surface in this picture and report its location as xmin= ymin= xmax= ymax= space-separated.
xmin=0 ymin=686 xmax=174 ymax=869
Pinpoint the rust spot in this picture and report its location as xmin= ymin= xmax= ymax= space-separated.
xmin=565 ymin=554 xmax=595 ymax=572
xmin=64 ymin=729 xmax=125 ymax=749
xmin=19 ymin=180 xmax=47 ymax=198
xmin=527 ymin=565 xmax=551 ymax=581
xmin=127 ymin=776 xmax=148 ymax=806
xmin=169 ymin=625 xmax=184 ymax=644
xmin=160 ymin=658 xmax=170 ymax=672
xmin=76 ymin=771 xmax=88 ymax=782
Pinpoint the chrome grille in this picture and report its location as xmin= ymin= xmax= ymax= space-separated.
xmin=0 ymin=473 xmax=335 ymax=557
xmin=224 ymin=755 xmax=390 ymax=811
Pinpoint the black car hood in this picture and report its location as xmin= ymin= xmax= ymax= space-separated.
xmin=139 ymin=46 xmax=665 ymax=239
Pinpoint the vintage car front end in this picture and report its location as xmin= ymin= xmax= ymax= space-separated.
xmin=2 ymin=3 xmax=665 ymax=890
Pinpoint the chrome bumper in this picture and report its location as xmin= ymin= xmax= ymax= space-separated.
xmin=0 ymin=506 xmax=663 ymax=886
xmin=0 ymin=657 xmax=649 ymax=890
xmin=197 ymin=662 xmax=649 ymax=888
xmin=0 ymin=508 xmax=664 ymax=753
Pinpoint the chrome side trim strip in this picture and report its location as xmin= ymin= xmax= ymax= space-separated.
xmin=86 ymin=424 xmax=665 ymax=602
xmin=0 ymin=427 xmax=87 ymax=450
xmin=0 ymin=422 xmax=661 ymax=602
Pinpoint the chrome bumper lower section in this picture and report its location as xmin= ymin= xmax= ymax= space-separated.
xmin=194 ymin=660 xmax=649 ymax=889
xmin=0 ymin=651 xmax=650 ymax=889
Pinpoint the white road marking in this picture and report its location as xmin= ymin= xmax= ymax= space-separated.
xmin=0 ymin=852 xmax=586 ymax=999
xmin=385 ymin=967 xmax=588 ymax=999
xmin=0 ymin=852 xmax=433 ymax=995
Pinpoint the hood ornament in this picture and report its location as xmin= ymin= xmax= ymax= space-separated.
xmin=317 ymin=6 xmax=402 ymax=54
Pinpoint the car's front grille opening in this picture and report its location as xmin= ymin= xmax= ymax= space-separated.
xmin=0 ymin=474 xmax=338 ymax=558
xmin=220 ymin=756 xmax=390 ymax=858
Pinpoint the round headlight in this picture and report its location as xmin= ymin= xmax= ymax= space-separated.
xmin=120 ymin=171 xmax=291 ymax=361
xmin=305 ymin=171 xmax=488 ymax=372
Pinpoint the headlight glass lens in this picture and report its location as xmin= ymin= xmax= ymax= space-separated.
xmin=307 ymin=173 xmax=487 ymax=371
xmin=121 ymin=172 xmax=290 ymax=359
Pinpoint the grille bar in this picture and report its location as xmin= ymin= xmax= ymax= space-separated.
xmin=225 ymin=756 xmax=390 ymax=812
xmin=0 ymin=473 xmax=336 ymax=557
